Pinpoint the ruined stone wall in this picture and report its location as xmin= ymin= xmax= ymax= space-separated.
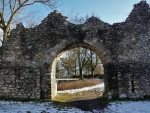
xmin=117 ymin=1 xmax=150 ymax=98
xmin=0 ymin=10 xmax=115 ymax=99
xmin=0 ymin=0 xmax=150 ymax=99
xmin=0 ymin=25 xmax=41 ymax=99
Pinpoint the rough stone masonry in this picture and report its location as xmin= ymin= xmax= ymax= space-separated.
xmin=0 ymin=0 xmax=150 ymax=100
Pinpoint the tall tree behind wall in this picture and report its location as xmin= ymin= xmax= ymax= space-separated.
xmin=56 ymin=47 xmax=103 ymax=79
xmin=89 ymin=50 xmax=98 ymax=77
xmin=59 ymin=52 xmax=76 ymax=78
xmin=76 ymin=48 xmax=90 ymax=79
xmin=0 ymin=0 xmax=58 ymax=44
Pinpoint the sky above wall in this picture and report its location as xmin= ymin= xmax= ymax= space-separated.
xmin=24 ymin=0 xmax=145 ymax=25
xmin=56 ymin=0 xmax=143 ymax=24
xmin=0 ymin=0 xmax=148 ymax=46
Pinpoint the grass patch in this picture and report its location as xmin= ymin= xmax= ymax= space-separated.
xmin=53 ymin=90 xmax=99 ymax=102
xmin=57 ymin=78 xmax=100 ymax=91
xmin=53 ymin=92 xmax=83 ymax=102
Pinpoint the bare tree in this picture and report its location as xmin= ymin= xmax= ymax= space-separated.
xmin=24 ymin=13 xmax=42 ymax=28
xmin=76 ymin=48 xmax=90 ymax=79
xmin=68 ymin=11 xmax=100 ymax=25
xmin=58 ymin=52 xmax=75 ymax=78
xmin=56 ymin=47 xmax=103 ymax=79
xmin=70 ymin=14 xmax=86 ymax=24
xmin=89 ymin=50 xmax=98 ymax=77
xmin=0 ymin=0 xmax=58 ymax=44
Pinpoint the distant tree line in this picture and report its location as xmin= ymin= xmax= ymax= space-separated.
xmin=56 ymin=47 xmax=104 ymax=79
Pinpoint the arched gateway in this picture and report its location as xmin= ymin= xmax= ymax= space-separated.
xmin=0 ymin=1 xmax=150 ymax=99
xmin=50 ymin=42 xmax=111 ymax=99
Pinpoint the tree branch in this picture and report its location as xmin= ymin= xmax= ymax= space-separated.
xmin=6 ymin=0 xmax=29 ymax=31
xmin=1 ymin=0 xmax=4 ymax=17
xmin=18 ymin=0 xmax=21 ymax=6
xmin=12 ymin=0 xmax=17 ymax=13
xmin=0 ymin=0 xmax=58 ymax=44
xmin=92 ymin=55 xmax=98 ymax=71
xmin=22 ymin=0 xmax=56 ymax=8
xmin=0 ymin=12 xmax=5 ymax=30
xmin=9 ymin=0 xmax=14 ymax=14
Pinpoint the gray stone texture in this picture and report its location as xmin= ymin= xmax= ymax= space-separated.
xmin=0 ymin=1 xmax=150 ymax=99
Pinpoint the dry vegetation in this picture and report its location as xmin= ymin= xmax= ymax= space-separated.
xmin=57 ymin=78 xmax=100 ymax=91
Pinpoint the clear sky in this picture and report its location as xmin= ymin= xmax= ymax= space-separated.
xmin=27 ymin=0 xmax=145 ymax=25
xmin=53 ymin=0 xmax=145 ymax=24
xmin=56 ymin=0 xmax=142 ymax=24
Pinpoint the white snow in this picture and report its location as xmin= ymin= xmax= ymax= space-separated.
xmin=0 ymin=101 xmax=84 ymax=113
xmin=100 ymin=101 xmax=150 ymax=113
xmin=0 ymin=100 xmax=150 ymax=113
xmin=0 ymin=82 xmax=150 ymax=113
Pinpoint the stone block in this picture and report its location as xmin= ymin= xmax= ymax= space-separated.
xmin=20 ymin=77 xmax=24 ymax=79
xmin=0 ymin=82 xmax=4 ymax=85
xmin=108 ymin=92 xmax=113 ymax=96
xmin=4 ymin=89 xmax=10 ymax=93
xmin=6 ymin=57 xmax=15 ymax=61
xmin=119 ymin=94 xmax=127 ymax=98
xmin=108 ymin=95 xmax=112 ymax=99
xmin=2 ymin=87 xmax=8 ymax=90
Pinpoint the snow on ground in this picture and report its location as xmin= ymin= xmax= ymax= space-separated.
xmin=0 ymin=100 xmax=150 ymax=113
xmin=100 ymin=101 xmax=150 ymax=113
xmin=57 ymin=82 xmax=104 ymax=94
xmin=0 ymin=100 xmax=84 ymax=113
xmin=0 ymin=82 xmax=150 ymax=113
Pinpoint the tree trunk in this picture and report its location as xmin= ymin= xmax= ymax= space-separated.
xmin=74 ymin=59 xmax=76 ymax=77
xmin=79 ymin=68 xmax=83 ymax=79
xmin=91 ymin=69 xmax=94 ymax=77
xmin=2 ymin=26 xmax=10 ymax=44
xmin=3 ymin=32 xmax=7 ymax=44
xmin=89 ymin=50 xmax=98 ymax=78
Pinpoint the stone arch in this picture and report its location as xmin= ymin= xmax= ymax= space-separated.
xmin=50 ymin=42 xmax=112 ymax=99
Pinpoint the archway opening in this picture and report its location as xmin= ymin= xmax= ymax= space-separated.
xmin=51 ymin=43 xmax=107 ymax=100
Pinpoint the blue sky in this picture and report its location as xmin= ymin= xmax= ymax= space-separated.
xmin=27 ymin=0 xmax=145 ymax=25
xmin=44 ymin=0 xmax=145 ymax=24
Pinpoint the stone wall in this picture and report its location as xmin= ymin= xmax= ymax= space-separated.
xmin=0 ymin=0 xmax=150 ymax=99
xmin=117 ymin=1 xmax=150 ymax=98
